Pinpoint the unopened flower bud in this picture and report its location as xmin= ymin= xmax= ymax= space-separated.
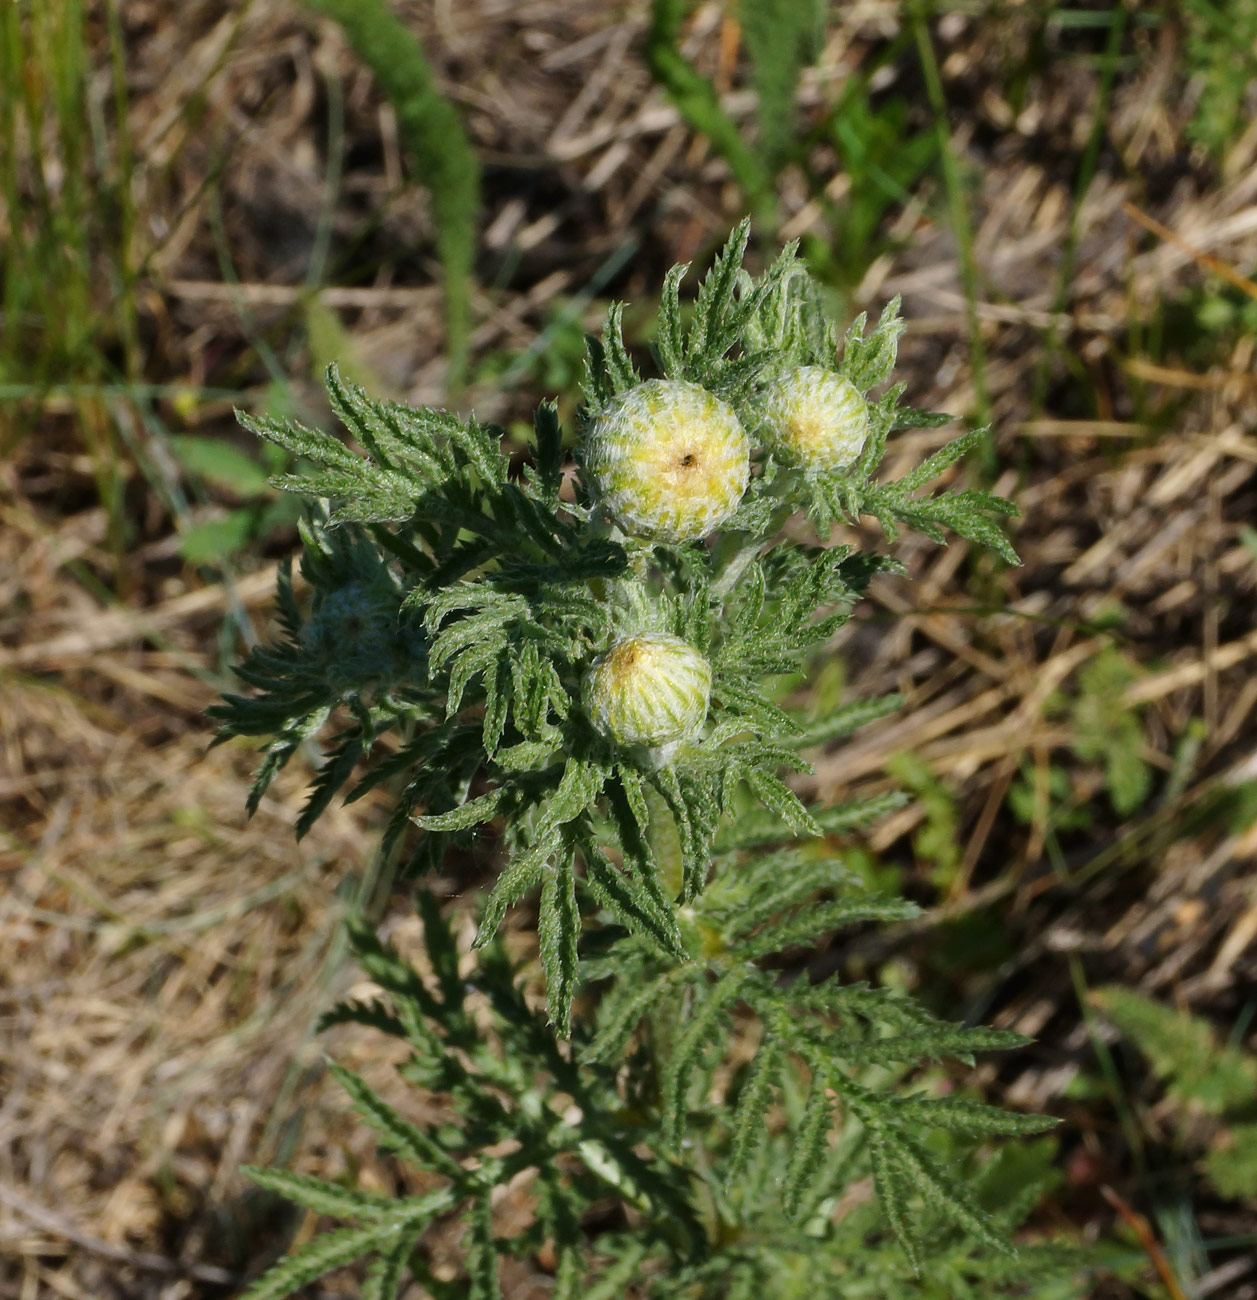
xmin=760 ymin=367 xmax=869 ymax=471
xmin=583 ymin=380 xmax=749 ymax=543
xmin=584 ymin=634 xmax=711 ymax=757
xmin=303 ymin=583 xmax=426 ymax=686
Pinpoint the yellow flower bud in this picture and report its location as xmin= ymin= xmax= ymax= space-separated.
xmin=583 ymin=380 xmax=749 ymax=543
xmin=584 ymin=634 xmax=711 ymax=756
xmin=760 ymin=367 xmax=869 ymax=471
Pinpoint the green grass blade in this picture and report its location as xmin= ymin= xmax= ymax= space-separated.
xmin=909 ymin=1 xmax=991 ymax=442
xmin=300 ymin=0 xmax=479 ymax=392
xmin=647 ymin=0 xmax=774 ymax=226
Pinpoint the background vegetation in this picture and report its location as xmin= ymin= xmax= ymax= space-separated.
xmin=1 ymin=1 xmax=1254 ymax=1296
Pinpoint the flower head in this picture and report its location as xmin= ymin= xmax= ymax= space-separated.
xmin=303 ymin=582 xmax=426 ymax=686
xmin=584 ymin=633 xmax=711 ymax=760
xmin=583 ymin=380 xmax=749 ymax=543
xmin=759 ymin=366 xmax=869 ymax=471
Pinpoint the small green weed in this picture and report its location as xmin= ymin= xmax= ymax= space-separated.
xmin=647 ymin=0 xmax=777 ymax=226
xmin=735 ymin=0 xmax=824 ymax=174
xmin=1094 ymin=987 xmax=1257 ymax=1202
xmin=645 ymin=1 xmax=941 ymax=295
xmin=1068 ymin=648 xmax=1153 ymax=819
xmin=887 ymin=751 xmax=963 ymax=895
xmin=0 ymin=0 xmax=138 ymax=396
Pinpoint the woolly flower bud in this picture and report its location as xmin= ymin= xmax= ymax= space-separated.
xmin=583 ymin=380 xmax=749 ymax=543
xmin=304 ymin=583 xmax=426 ymax=686
xmin=760 ymin=366 xmax=869 ymax=471
xmin=584 ymin=634 xmax=711 ymax=757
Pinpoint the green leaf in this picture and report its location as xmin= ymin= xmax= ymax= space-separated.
xmin=585 ymin=968 xmax=690 ymax=1065
xmin=539 ymin=861 xmax=581 ymax=1036
xmin=868 ymin=1131 xmax=922 ymax=1273
xmin=343 ymin=914 xmax=444 ymax=1023
xmin=328 ymin=1062 xmax=465 ymax=1182
xmin=599 ymin=785 xmax=690 ymax=954
xmin=481 ymin=657 xmax=511 ymax=759
xmin=687 ymin=219 xmax=753 ymax=366
xmin=654 ymin=260 xmax=690 ymax=377
xmin=361 ymin=1222 xmax=425 ymax=1300
xmin=177 ymin=508 xmax=261 ymax=565
xmin=601 ymin=301 xmax=639 ymax=395
xmin=650 ymin=766 xmax=716 ymax=902
xmin=739 ymin=895 xmax=918 ymax=961
xmin=237 ymin=1222 xmax=392 ymax=1300
xmin=267 ymin=466 xmax=417 ymax=522
xmin=738 ymin=0 xmax=819 ymax=169
xmin=169 ymin=434 xmax=272 ymax=496
xmin=882 ymin=1129 xmax=1015 ymax=1257
xmin=532 ymin=400 xmax=564 ymax=498
xmin=466 ymin=1194 xmax=501 ymax=1300
xmin=474 ymin=829 xmax=562 ymax=947
xmin=1071 ymin=650 xmax=1152 ymax=817
xmin=242 ymin=1166 xmax=393 ymax=1221
xmin=493 ymin=740 xmax=560 ymax=772
xmin=781 ymin=1061 xmax=832 ymax=1221
xmin=887 ymin=1097 xmax=1061 ymax=1139
xmin=821 ymin=1023 xmax=1028 ymax=1068
xmin=581 ymin=841 xmax=689 ymax=960
xmin=725 ymin=1032 xmax=782 ymax=1188
xmin=713 ymin=789 xmax=906 ymax=852
xmin=662 ymin=967 xmax=750 ymax=1148
xmin=415 ymin=787 xmax=507 ymax=831
xmin=548 ymin=758 xmax=608 ymax=827
xmin=237 ymin=408 xmax=363 ymax=470
xmin=583 ymin=1242 xmax=652 ymax=1300
xmin=791 ymin=693 xmax=904 ymax=749
xmin=743 ymin=765 xmax=822 ymax=838
xmin=895 ymin=426 xmax=987 ymax=492
xmin=1092 ymin=986 xmax=1257 ymax=1114
xmin=297 ymin=725 xmax=366 ymax=838
xmin=317 ymin=997 xmax=407 ymax=1040
xmin=840 ymin=296 xmax=906 ymax=390
xmin=1205 ymin=1122 xmax=1257 ymax=1200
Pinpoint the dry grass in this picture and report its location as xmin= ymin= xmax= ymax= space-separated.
xmin=2 ymin=1 xmax=1256 ymax=1295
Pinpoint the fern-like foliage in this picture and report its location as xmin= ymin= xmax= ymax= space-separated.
xmin=1094 ymin=986 xmax=1257 ymax=1201
xmin=241 ymin=896 xmax=707 ymax=1300
xmin=218 ymin=225 xmax=1069 ymax=1298
xmin=240 ymin=895 xmax=1071 ymax=1300
xmin=1068 ymin=649 xmax=1152 ymax=818
xmin=581 ymin=818 xmax=1061 ymax=1269
xmin=737 ymin=0 xmax=823 ymax=172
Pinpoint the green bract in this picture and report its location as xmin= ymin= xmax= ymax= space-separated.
xmin=583 ymin=378 xmax=749 ymax=542
xmin=584 ymin=633 xmax=711 ymax=759
xmin=760 ymin=365 xmax=869 ymax=470
xmin=214 ymin=222 xmax=1054 ymax=1300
